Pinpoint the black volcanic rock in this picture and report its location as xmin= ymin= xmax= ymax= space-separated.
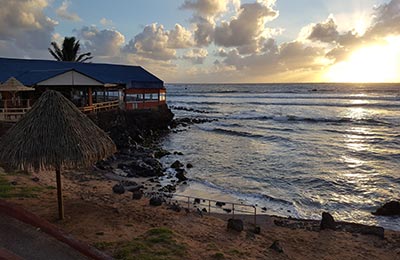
xmin=227 ymin=219 xmax=243 ymax=232
xmin=372 ymin=201 xmax=400 ymax=216
xmin=320 ymin=212 xmax=336 ymax=230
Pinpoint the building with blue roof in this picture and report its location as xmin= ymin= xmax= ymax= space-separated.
xmin=0 ymin=57 xmax=167 ymax=121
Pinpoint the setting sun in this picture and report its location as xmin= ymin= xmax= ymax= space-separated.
xmin=325 ymin=36 xmax=400 ymax=83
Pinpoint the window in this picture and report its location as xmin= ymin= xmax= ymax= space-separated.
xmin=159 ymin=93 xmax=166 ymax=101
xmin=144 ymin=93 xmax=159 ymax=101
xmin=125 ymin=93 xmax=143 ymax=102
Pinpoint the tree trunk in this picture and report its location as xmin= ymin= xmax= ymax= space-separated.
xmin=56 ymin=168 xmax=64 ymax=220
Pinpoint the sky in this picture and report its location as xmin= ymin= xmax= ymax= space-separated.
xmin=1 ymin=0 xmax=400 ymax=83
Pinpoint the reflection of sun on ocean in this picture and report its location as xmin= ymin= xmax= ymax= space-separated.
xmin=325 ymin=36 xmax=400 ymax=83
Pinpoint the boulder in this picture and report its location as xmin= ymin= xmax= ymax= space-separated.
xmin=269 ymin=240 xmax=284 ymax=253
xmin=149 ymin=196 xmax=163 ymax=206
xmin=167 ymin=203 xmax=181 ymax=212
xmin=125 ymin=185 xmax=144 ymax=192
xmin=216 ymin=201 xmax=226 ymax=207
xmin=112 ymin=184 xmax=125 ymax=195
xmin=131 ymin=190 xmax=143 ymax=200
xmin=171 ymin=160 xmax=184 ymax=169
xmin=128 ymin=159 xmax=162 ymax=177
xmin=320 ymin=212 xmax=336 ymax=230
xmin=159 ymin=184 xmax=176 ymax=193
xmin=175 ymin=169 xmax=188 ymax=182
xmin=227 ymin=219 xmax=244 ymax=232
xmin=372 ymin=201 xmax=400 ymax=216
xmin=154 ymin=149 xmax=171 ymax=159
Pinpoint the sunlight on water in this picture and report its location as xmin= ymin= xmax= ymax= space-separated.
xmin=164 ymin=83 xmax=400 ymax=230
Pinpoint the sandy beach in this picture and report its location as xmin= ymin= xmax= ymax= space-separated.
xmin=1 ymin=167 xmax=399 ymax=260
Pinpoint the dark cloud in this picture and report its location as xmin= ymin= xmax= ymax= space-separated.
xmin=307 ymin=17 xmax=339 ymax=43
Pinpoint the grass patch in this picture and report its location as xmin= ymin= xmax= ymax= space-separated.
xmin=93 ymin=241 xmax=114 ymax=250
xmin=212 ymin=252 xmax=225 ymax=259
xmin=114 ymin=227 xmax=187 ymax=260
xmin=228 ymin=249 xmax=245 ymax=257
xmin=0 ymin=174 xmax=43 ymax=198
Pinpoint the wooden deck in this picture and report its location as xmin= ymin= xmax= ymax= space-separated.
xmin=0 ymin=100 xmax=120 ymax=122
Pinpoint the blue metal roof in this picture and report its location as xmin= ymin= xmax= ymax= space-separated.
xmin=0 ymin=57 xmax=164 ymax=89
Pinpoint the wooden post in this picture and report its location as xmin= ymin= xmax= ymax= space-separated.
xmin=56 ymin=168 xmax=64 ymax=220
xmin=88 ymin=88 xmax=93 ymax=107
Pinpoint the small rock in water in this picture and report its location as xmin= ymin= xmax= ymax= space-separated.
xmin=10 ymin=181 xmax=17 ymax=186
xmin=31 ymin=177 xmax=40 ymax=182
xmin=171 ymin=160 xmax=184 ymax=169
xmin=112 ymin=184 xmax=125 ymax=194
xmin=320 ymin=212 xmax=336 ymax=230
xmin=186 ymin=163 xmax=193 ymax=169
xmin=227 ymin=219 xmax=243 ymax=232
xmin=372 ymin=201 xmax=400 ymax=216
xmin=175 ymin=169 xmax=188 ymax=182
xmin=269 ymin=240 xmax=284 ymax=253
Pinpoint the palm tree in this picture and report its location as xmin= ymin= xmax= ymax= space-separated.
xmin=48 ymin=37 xmax=92 ymax=62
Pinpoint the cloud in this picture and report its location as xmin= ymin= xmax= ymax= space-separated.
xmin=180 ymin=0 xmax=236 ymax=19
xmin=0 ymin=0 xmax=57 ymax=56
xmin=123 ymin=24 xmax=176 ymax=61
xmin=75 ymin=26 xmax=125 ymax=58
xmin=183 ymin=48 xmax=208 ymax=64
xmin=100 ymin=18 xmax=113 ymax=26
xmin=214 ymin=2 xmax=278 ymax=48
xmin=307 ymin=16 xmax=340 ymax=43
xmin=365 ymin=0 xmax=400 ymax=38
xmin=168 ymin=24 xmax=194 ymax=48
xmin=123 ymin=23 xmax=194 ymax=61
xmin=56 ymin=1 xmax=81 ymax=22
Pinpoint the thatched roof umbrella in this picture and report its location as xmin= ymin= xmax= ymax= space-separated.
xmin=0 ymin=77 xmax=34 ymax=107
xmin=0 ymin=77 xmax=34 ymax=92
xmin=0 ymin=90 xmax=116 ymax=219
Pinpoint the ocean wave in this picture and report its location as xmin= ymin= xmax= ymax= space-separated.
xmin=228 ymin=114 xmax=391 ymax=126
xmin=211 ymin=128 xmax=291 ymax=142
xmin=170 ymin=100 xmax=400 ymax=109
xmin=168 ymin=93 xmax=400 ymax=102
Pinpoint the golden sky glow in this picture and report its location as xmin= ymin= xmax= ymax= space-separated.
xmin=324 ymin=36 xmax=400 ymax=83
xmin=0 ymin=0 xmax=399 ymax=83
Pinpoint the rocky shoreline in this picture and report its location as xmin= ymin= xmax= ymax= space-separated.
xmin=91 ymin=105 xmax=216 ymax=200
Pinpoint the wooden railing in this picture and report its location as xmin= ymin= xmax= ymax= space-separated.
xmin=79 ymin=100 xmax=120 ymax=113
xmin=0 ymin=107 xmax=31 ymax=122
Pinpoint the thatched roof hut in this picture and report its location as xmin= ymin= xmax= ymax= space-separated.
xmin=0 ymin=90 xmax=116 ymax=170
xmin=0 ymin=77 xmax=34 ymax=92
xmin=0 ymin=90 xmax=116 ymax=219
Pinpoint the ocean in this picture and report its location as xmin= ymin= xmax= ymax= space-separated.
xmin=161 ymin=83 xmax=400 ymax=231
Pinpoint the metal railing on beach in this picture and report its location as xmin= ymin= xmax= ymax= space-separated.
xmin=144 ymin=191 xmax=259 ymax=226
